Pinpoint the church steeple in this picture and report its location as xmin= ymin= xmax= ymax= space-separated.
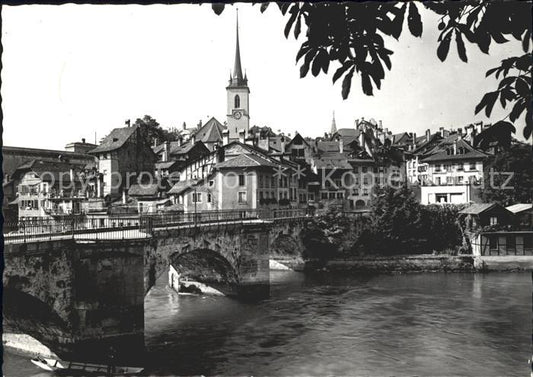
xmin=226 ymin=9 xmax=250 ymax=140
xmin=229 ymin=9 xmax=247 ymax=87
xmin=331 ymin=111 xmax=337 ymax=135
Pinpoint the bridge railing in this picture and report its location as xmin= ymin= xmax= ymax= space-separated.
xmin=3 ymin=208 xmax=315 ymax=244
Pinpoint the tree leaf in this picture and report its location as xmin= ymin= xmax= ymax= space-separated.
xmin=477 ymin=30 xmax=491 ymax=54
xmin=294 ymin=14 xmax=302 ymax=39
xmin=510 ymin=99 xmax=526 ymax=122
xmin=341 ymin=66 xmax=355 ymax=100
xmin=407 ymin=2 xmax=423 ymax=37
xmin=284 ymin=5 xmax=299 ymax=38
xmin=296 ymin=43 xmax=310 ymax=62
xmin=522 ymin=30 xmax=531 ymax=53
xmin=515 ymin=77 xmax=531 ymax=98
xmin=311 ymin=50 xmax=324 ymax=77
xmin=524 ymin=109 xmax=532 ymax=140
xmin=333 ymin=61 xmax=353 ymax=83
xmin=390 ymin=3 xmax=407 ymax=40
xmin=485 ymin=66 xmax=499 ymax=77
xmin=211 ymin=4 xmax=225 ymax=16
xmin=260 ymin=3 xmax=269 ymax=13
xmin=474 ymin=91 xmax=498 ymax=116
xmin=437 ymin=31 xmax=452 ymax=62
xmin=361 ymin=72 xmax=374 ymax=96
xmin=455 ymin=31 xmax=467 ymax=62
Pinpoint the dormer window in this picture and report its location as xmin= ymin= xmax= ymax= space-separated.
xmin=234 ymin=95 xmax=240 ymax=108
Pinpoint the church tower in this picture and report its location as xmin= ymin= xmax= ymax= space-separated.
xmin=226 ymin=11 xmax=250 ymax=140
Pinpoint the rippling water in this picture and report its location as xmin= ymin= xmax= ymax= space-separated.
xmin=3 ymin=271 xmax=531 ymax=376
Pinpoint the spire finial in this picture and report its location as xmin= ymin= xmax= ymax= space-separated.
xmin=331 ymin=111 xmax=337 ymax=135
xmin=232 ymin=7 xmax=244 ymax=83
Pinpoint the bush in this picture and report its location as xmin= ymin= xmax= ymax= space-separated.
xmin=353 ymin=185 xmax=463 ymax=255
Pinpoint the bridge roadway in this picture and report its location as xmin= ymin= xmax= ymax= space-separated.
xmin=3 ymin=208 xmax=313 ymax=244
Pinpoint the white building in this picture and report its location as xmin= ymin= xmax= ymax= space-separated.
xmin=418 ymin=138 xmax=489 ymax=205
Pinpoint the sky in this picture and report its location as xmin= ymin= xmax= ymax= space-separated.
xmin=1 ymin=3 xmax=527 ymax=150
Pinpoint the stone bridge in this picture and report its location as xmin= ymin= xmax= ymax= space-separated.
xmin=2 ymin=214 xmax=308 ymax=363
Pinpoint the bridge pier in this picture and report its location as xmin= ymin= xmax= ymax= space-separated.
xmin=3 ymin=239 xmax=148 ymax=364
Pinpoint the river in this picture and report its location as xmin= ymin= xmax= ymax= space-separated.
xmin=3 ymin=271 xmax=531 ymax=376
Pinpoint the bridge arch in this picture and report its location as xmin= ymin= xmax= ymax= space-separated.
xmin=2 ymin=288 xmax=69 ymax=354
xmin=168 ymin=249 xmax=239 ymax=296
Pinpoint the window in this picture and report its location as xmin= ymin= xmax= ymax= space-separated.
xmin=234 ymin=95 xmax=240 ymax=108
xmin=321 ymin=192 xmax=328 ymax=199
xmin=457 ymin=163 xmax=464 ymax=171
xmin=329 ymin=192 xmax=336 ymax=199
xmin=192 ymin=193 xmax=202 ymax=203
xmin=336 ymin=192 xmax=344 ymax=199
xmin=447 ymin=176 xmax=453 ymax=184
xmin=435 ymin=164 xmax=441 ymax=172
xmin=457 ymin=176 xmax=464 ymax=184
xmin=238 ymin=192 xmax=247 ymax=203
xmin=207 ymin=193 xmax=212 ymax=203
xmin=209 ymin=180 xmax=214 ymax=187
xmin=490 ymin=216 xmax=497 ymax=226
xmin=470 ymin=162 xmax=476 ymax=170
xmin=239 ymin=174 xmax=245 ymax=186
xmin=363 ymin=189 xmax=369 ymax=196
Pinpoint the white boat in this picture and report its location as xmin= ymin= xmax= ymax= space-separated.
xmin=31 ymin=356 xmax=144 ymax=375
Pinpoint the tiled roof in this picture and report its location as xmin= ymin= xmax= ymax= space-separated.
xmin=216 ymin=153 xmax=278 ymax=169
xmin=194 ymin=117 xmax=226 ymax=144
xmin=506 ymin=203 xmax=533 ymax=214
xmin=128 ymin=183 xmax=159 ymax=197
xmin=317 ymin=141 xmax=340 ymax=153
xmin=155 ymin=161 xmax=179 ymax=169
xmin=314 ymin=157 xmax=352 ymax=169
xmin=168 ymin=180 xmax=200 ymax=195
xmin=13 ymin=159 xmax=85 ymax=182
xmin=333 ymin=128 xmax=358 ymax=138
xmin=459 ymin=203 xmax=501 ymax=215
xmin=89 ymin=125 xmax=138 ymax=154
xmin=421 ymin=139 xmax=488 ymax=162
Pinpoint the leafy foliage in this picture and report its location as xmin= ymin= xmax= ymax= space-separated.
xmin=479 ymin=141 xmax=533 ymax=205
xmin=212 ymin=1 xmax=532 ymax=141
xmin=134 ymin=115 xmax=180 ymax=145
xmin=354 ymin=185 xmax=463 ymax=255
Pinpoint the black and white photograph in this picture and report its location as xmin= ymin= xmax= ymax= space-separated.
xmin=1 ymin=1 xmax=532 ymax=376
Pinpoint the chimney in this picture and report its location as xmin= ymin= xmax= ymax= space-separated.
xmin=439 ymin=127 xmax=445 ymax=137
xmin=163 ymin=141 xmax=169 ymax=162
xmin=280 ymin=135 xmax=286 ymax=154
xmin=412 ymin=133 xmax=417 ymax=147
xmin=359 ymin=131 xmax=365 ymax=151
xmin=222 ymin=129 xmax=230 ymax=145
xmin=453 ymin=140 xmax=457 ymax=155
xmin=182 ymin=122 xmax=187 ymax=130
xmin=122 ymin=190 xmax=127 ymax=204
xmin=239 ymin=130 xmax=246 ymax=144
xmin=82 ymin=138 xmax=86 ymax=144
xmin=191 ymin=133 xmax=196 ymax=145
xmin=177 ymin=136 xmax=183 ymax=147
xmin=426 ymin=129 xmax=431 ymax=142
xmin=378 ymin=120 xmax=383 ymax=130
xmin=338 ymin=137 xmax=344 ymax=154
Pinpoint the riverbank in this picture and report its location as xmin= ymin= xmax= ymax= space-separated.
xmin=303 ymin=254 xmax=533 ymax=273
